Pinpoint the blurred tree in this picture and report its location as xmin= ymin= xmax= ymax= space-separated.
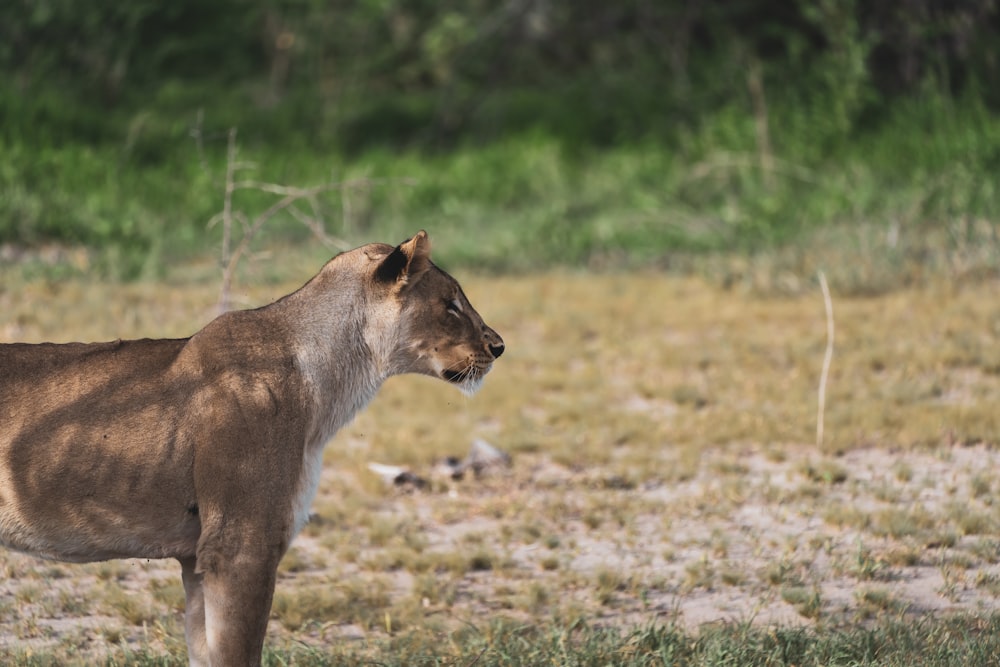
xmin=0 ymin=0 xmax=996 ymax=144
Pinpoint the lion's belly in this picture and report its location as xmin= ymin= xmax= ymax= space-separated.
xmin=0 ymin=510 xmax=200 ymax=563
xmin=0 ymin=495 xmax=200 ymax=562
xmin=0 ymin=462 xmax=202 ymax=562
xmin=0 ymin=413 xmax=202 ymax=563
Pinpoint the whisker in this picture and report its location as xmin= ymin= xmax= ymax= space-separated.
xmin=438 ymin=356 xmax=490 ymax=394
xmin=441 ymin=359 xmax=470 ymax=372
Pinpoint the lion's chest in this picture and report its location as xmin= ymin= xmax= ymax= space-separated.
xmin=290 ymin=443 xmax=325 ymax=538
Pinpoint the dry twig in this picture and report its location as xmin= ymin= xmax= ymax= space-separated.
xmin=816 ymin=270 xmax=834 ymax=449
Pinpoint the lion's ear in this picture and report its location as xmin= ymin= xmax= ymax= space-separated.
xmin=375 ymin=230 xmax=431 ymax=285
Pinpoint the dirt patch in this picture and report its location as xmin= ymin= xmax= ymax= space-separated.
xmin=4 ymin=442 xmax=999 ymax=659
xmin=336 ymin=442 xmax=1000 ymax=633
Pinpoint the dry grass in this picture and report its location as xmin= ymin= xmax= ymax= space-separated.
xmin=2 ymin=258 xmax=1000 ymax=661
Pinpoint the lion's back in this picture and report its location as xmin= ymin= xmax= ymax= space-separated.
xmin=0 ymin=338 xmax=188 ymax=392
xmin=0 ymin=338 xmax=192 ymax=448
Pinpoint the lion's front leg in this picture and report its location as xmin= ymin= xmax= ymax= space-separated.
xmin=198 ymin=540 xmax=283 ymax=667
xmin=179 ymin=556 xmax=209 ymax=667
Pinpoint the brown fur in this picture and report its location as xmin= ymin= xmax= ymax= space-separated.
xmin=0 ymin=231 xmax=503 ymax=666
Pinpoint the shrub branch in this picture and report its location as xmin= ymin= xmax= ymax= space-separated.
xmin=209 ymin=128 xmax=415 ymax=313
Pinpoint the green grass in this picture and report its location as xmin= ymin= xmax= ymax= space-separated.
xmin=284 ymin=614 xmax=1000 ymax=666
xmin=4 ymin=615 xmax=1000 ymax=666
xmin=2 ymin=83 xmax=999 ymax=285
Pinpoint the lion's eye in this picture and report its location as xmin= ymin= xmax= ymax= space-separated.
xmin=445 ymin=299 xmax=462 ymax=315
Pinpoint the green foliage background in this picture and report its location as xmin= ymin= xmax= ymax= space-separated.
xmin=1 ymin=0 xmax=998 ymax=276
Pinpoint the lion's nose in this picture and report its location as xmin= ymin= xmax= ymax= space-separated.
xmin=488 ymin=342 xmax=505 ymax=359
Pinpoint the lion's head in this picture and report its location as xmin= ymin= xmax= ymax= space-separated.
xmin=364 ymin=231 xmax=504 ymax=395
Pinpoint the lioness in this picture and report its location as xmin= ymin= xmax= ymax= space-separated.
xmin=0 ymin=231 xmax=503 ymax=666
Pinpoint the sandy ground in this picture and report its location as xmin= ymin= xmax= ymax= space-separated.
xmin=1 ymin=271 xmax=999 ymax=661
xmin=2 ymin=441 xmax=998 ymax=660
xmin=358 ymin=442 xmax=1000 ymax=631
